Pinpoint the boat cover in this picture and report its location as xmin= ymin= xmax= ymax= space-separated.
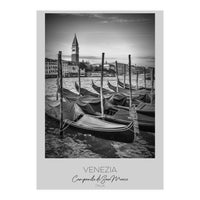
xmin=75 ymin=114 xmax=127 ymax=129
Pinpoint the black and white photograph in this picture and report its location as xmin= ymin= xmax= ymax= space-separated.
xmin=45 ymin=13 xmax=155 ymax=158
xmin=2 ymin=0 xmax=200 ymax=196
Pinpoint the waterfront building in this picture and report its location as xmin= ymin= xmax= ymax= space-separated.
xmin=45 ymin=58 xmax=85 ymax=78
xmin=62 ymin=60 xmax=85 ymax=77
xmin=45 ymin=58 xmax=58 ymax=78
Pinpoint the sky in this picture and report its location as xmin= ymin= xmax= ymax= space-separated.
xmin=45 ymin=13 xmax=155 ymax=66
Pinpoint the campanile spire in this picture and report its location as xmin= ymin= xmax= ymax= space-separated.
xmin=71 ymin=34 xmax=79 ymax=63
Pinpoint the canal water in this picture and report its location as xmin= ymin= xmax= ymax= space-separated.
xmin=45 ymin=76 xmax=155 ymax=158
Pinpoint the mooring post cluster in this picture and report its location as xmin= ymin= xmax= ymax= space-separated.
xmin=56 ymin=50 xmax=155 ymax=137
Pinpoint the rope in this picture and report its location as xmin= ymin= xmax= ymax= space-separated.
xmin=128 ymin=104 xmax=140 ymax=140
xmin=59 ymin=120 xmax=74 ymax=132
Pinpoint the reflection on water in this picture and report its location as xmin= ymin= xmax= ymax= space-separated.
xmin=45 ymin=76 xmax=155 ymax=158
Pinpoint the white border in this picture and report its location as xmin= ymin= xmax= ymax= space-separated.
xmin=37 ymin=11 xmax=163 ymax=189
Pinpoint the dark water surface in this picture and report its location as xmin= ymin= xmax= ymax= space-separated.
xmin=45 ymin=76 xmax=155 ymax=158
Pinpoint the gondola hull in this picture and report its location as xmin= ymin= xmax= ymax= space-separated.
xmin=136 ymin=102 xmax=155 ymax=117
xmin=45 ymin=101 xmax=135 ymax=143
xmin=91 ymin=80 xmax=113 ymax=95
xmin=117 ymin=79 xmax=148 ymax=91
xmin=75 ymin=81 xmax=99 ymax=97
xmin=59 ymin=86 xmax=155 ymax=132
xmin=107 ymin=81 xmax=152 ymax=103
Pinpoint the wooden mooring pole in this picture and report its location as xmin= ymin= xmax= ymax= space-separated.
xmin=58 ymin=51 xmax=63 ymax=137
xmin=115 ymin=61 xmax=119 ymax=93
xmin=78 ymin=63 xmax=81 ymax=95
xmin=100 ymin=53 xmax=105 ymax=117
xmin=56 ymin=61 xmax=59 ymax=100
xmin=151 ymin=67 xmax=154 ymax=90
xmin=128 ymin=55 xmax=132 ymax=108
xmin=56 ymin=82 xmax=59 ymax=100
xmin=144 ymin=67 xmax=146 ymax=89
xmin=136 ymin=70 xmax=139 ymax=90
xmin=150 ymin=67 xmax=154 ymax=105
xmin=123 ymin=64 xmax=126 ymax=88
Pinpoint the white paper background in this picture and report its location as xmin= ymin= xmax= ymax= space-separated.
xmin=37 ymin=10 xmax=163 ymax=190
xmin=0 ymin=0 xmax=200 ymax=199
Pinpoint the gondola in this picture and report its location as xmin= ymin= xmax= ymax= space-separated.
xmin=117 ymin=79 xmax=136 ymax=90
xmin=91 ymin=80 xmax=113 ymax=95
xmin=91 ymin=80 xmax=144 ymax=106
xmin=75 ymin=79 xmax=154 ymax=107
xmin=107 ymin=81 xmax=152 ymax=103
xmin=45 ymin=99 xmax=137 ymax=143
xmin=107 ymin=80 xmax=118 ymax=92
xmin=107 ymin=80 xmax=138 ymax=95
xmin=62 ymin=87 xmax=80 ymax=101
xmin=75 ymin=95 xmax=131 ymax=124
xmin=59 ymin=81 xmax=155 ymax=131
xmin=136 ymin=102 xmax=155 ymax=117
xmin=61 ymin=89 xmax=133 ymax=124
xmin=75 ymin=81 xmax=130 ymax=106
xmin=62 ymin=85 xmax=128 ymax=107
xmin=117 ymin=79 xmax=146 ymax=90
xmin=118 ymin=79 xmax=151 ymax=94
xmin=75 ymin=81 xmax=98 ymax=97
xmin=61 ymin=88 xmax=155 ymax=132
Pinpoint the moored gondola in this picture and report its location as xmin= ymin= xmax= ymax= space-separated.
xmin=117 ymin=79 xmax=147 ymax=90
xmin=136 ymin=102 xmax=155 ymax=117
xmin=75 ymin=81 xmax=131 ymax=106
xmin=45 ymin=100 xmax=136 ymax=143
xmin=75 ymin=81 xmax=98 ymax=97
xmin=107 ymin=81 xmax=152 ymax=103
xmin=91 ymin=80 xmax=113 ymax=95
xmin=60 ymin=88 xmax=155 ymax=132
xmin=62 ymin=87 xmax=80 ymax=101
xmin=91 ymin=80 xmax=146 ymax=106
xmin=118 ymin=78 xmax=135 ymax=90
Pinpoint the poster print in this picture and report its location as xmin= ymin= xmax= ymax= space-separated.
xmin=37 ymin=11 xmax=163 ymax=189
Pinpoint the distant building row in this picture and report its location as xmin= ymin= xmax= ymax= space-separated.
xmin=45 ymin=58 xmax=151 ymax=78
xmin=45 ymin=58 xmax=117 ymax=78
xmin=45 ymin=58 xmax=85 ymax=78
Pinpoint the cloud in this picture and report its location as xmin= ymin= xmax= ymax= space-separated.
xmin=136 ymin=56 xmax=155 ymax=60
xmin=100 ymin=20 xmax=109 ymax=23
xmin=49 ymin=13 xmax=154 ymax=25
xmin=69 ymin=13 xmax=153 ymax=24
xmin=100 ymin=17 xmax=153 ymax=24
xmin=92 ymin=14 xmax=154 ymax=24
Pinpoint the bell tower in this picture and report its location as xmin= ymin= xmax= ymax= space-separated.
xmin=71 ymin=34 xmax=79 ymax=63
